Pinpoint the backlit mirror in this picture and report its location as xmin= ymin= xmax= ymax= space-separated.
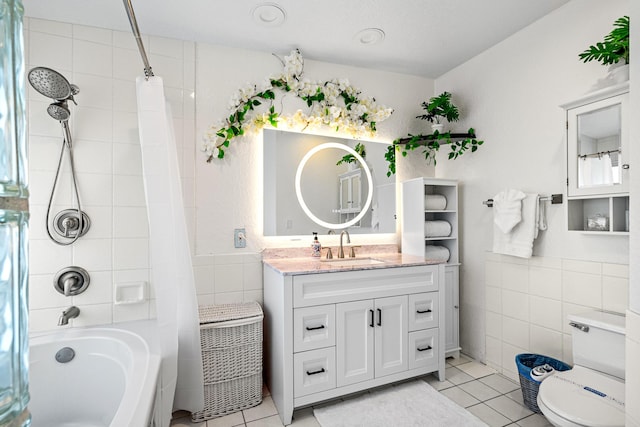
xmin=263 ymin=129 xmax=395 ymax=236
xmin=577 ymin=104 xmax=621 ymax=188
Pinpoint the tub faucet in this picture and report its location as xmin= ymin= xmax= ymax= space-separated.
xmin=338 ymin=230 xmax=351 ymax=258
xmin=58 ymin=306 xmax=80 ymax=326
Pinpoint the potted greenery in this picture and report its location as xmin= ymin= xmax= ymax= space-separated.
xmin=416 ymin=91 xmax=460 ymax=133
xmin=386 ymin=91 xmax=484 ymax=176
xmin=579 ymin=16 xmax=629 ymax=82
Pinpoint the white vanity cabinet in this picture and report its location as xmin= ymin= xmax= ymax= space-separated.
xmin=561 ymin=82 xmax=630 ymax=234
xmin=263 ymin=263 xmax=445 ymax=425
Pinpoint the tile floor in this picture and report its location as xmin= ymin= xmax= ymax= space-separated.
xmin=170 ymin=355 xmax=553 ymax=427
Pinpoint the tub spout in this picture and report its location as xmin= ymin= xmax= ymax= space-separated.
xmin=58 ymin=306 xmax=80 ymax=326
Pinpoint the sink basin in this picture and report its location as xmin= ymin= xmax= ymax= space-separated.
xmin=320 ymin=257 xmax=386 ymax=267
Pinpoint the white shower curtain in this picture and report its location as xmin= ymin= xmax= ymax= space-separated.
xmin=135 ymin=76 xmax=204 ymax=424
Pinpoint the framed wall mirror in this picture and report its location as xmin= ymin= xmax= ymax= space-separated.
xmin=263 ymin=129 xmax=395 ymax=236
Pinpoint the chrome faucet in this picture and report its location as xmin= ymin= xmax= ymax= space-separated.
xmin=338 ymin=230 xmax=351 ymax=258
xmin=58 ymin=306 xmax=80 ymax=326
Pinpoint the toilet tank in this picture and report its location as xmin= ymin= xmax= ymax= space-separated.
xmin=568 ymin=310 xmax=625 ymax=380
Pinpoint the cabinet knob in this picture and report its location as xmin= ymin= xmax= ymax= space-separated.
xmin=454 ymin=305 xmax=459 ymax=309
xmin=623 ymin=164 xmax=630 ymax=169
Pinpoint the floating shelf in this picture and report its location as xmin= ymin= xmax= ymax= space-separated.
xmin=396 ymin=133 xmax=477 ymax=145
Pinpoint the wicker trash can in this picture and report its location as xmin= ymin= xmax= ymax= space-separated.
xmin=515 ymin=353 xmax=571 ymax=413
xmin=191 ymin=302 xmax=264 ymax=422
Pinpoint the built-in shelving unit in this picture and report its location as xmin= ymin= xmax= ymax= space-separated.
xmin=401 ymin=177 xmax=460 ymax=358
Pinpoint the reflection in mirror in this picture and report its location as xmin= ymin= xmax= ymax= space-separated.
xmin=263 ymin=129 xmax=395 ymax=236
xmin=577 ymin=104 xmax=621 ymax=188
xmin=296 ymin=143 xmax=373 ymax=230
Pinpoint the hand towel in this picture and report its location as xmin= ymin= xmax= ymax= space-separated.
xmin=425 ymin=245 xmax=450 ymax=262
xmin=424 ymin=220 xmax=452 ymax=237
xmin=425 ymin=194 xmax=447 ymax=210
xmin=493 ymin=193 xmax=539 ymax=258
xmin=493 ymin=189 xmax=526 ymax=233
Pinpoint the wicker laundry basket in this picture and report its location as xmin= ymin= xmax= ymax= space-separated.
xmin=191 ymin=302 xmax=264 ymax=422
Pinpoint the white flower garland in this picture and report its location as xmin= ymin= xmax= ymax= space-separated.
xmin=202 ymin=49 xmax=393 ymax=162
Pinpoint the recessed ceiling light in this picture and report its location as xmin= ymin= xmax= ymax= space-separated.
xmin=354 ymin=28 xmax=385 ymax=45
xmin=251 ymin=3 xmax=287 ymax=27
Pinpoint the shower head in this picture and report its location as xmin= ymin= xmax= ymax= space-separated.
xmin=28 ymin=67 xmax=78 ymax=101
xmin=47 ymin=101 xmax=71 ymax=122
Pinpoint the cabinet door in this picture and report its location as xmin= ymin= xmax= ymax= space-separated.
xmin=374 ymin=295 xmax=408 ymax=378
xmin=336 ymin=300 xmax=374 ymax=387
xmin=444 ymin=265 xmax=460 ymax=356
xmin=567 ymin=93 xmax=628 ymax=197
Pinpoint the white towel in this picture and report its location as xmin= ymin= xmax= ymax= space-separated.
xmin=493 ymin=189 xmax=526 ymax=233
xmin=424 ymin=220 xmax=452 ymax=237
xmin=493 ymin=193 xmax=540 ymax=258
xmin=425 ymin=245 xmax=450 ymax=262
xmin=425 ymin=194 xmax=447 ymax=210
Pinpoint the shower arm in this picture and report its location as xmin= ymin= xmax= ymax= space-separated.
xmin=122 ymin=0 xmax=154 ymax=78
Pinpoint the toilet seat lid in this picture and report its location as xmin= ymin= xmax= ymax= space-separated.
xmin=538 ymin=366 xmax=625 ymax=427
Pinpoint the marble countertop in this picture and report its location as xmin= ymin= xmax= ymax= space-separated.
xmin=263 ymin=252 xmax=442 ymax=276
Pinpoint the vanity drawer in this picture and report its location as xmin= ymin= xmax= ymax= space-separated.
xmin=294 ymin=347 xmax=336 ymax=398
xmin=294 ymin=304 xmax=336 ymax=352
xmin=292 ymin=265 xmax=438 ymax=307
xmin=408 ymin=329 xmax=439 ymax=371
xmin=408 ymin=292 xmax=439 ymax=331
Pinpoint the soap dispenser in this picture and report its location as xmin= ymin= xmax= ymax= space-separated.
xmin=311 ymin=232 xmax=322 ymax=257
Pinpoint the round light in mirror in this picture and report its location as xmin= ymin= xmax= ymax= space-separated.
xmin=295 ymin=142 xmax=373 ymax=230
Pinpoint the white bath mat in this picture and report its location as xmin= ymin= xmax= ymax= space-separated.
xmin=313 ymin=380 xmax=487 ymax=427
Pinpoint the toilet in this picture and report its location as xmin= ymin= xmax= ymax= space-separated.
xmin=537 ymin=310 xmax=626 ymax=427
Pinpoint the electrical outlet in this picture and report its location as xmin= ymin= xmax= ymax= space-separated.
xmin=234 ymin=228 xmax=246 ymax=248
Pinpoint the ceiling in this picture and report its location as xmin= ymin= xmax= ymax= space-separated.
xmin=22 ymin=0 xmax=570 ymax=78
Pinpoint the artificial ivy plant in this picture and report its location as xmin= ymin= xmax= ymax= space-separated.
xmin=336 ymin=142 xmax=366 ymax=166
xmin=579 ymin=16 xmax=629 ymax=66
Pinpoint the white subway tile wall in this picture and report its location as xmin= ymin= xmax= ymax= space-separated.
xmin=24 ymin=19 xmax=259 ymax=332
xmin=626 ymin=310 xmax=640 ymax=426
xmin=485 ymin=253 xmax=629 ymax=381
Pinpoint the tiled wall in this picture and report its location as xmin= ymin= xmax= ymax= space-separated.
xmin=484 ymin=252 xmax=629 ymax=381
xmin=192 ymin=253 xmax=264 ymax=307
xmin=25 ymin=18 xmax=196 ymax=332
xmin=627 ymin=310 xmax=640 ymax=425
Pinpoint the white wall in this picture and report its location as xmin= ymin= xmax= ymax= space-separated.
xmin=627 ymin=0 xmax=639 ymax=424
xmin=25 ymin=18 xmax=196 ymax=332
xmin=194 ymin=43 xmax=434 ymax=255
xmin=432 ymin=0 xmax=630 ymax=360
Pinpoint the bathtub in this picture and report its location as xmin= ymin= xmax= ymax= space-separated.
xmin=28 ymin=325 xmax=161 ymax=427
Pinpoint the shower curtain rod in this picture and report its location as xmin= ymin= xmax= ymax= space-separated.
xmin=122 ymin=0 xmax=154 ymax=78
